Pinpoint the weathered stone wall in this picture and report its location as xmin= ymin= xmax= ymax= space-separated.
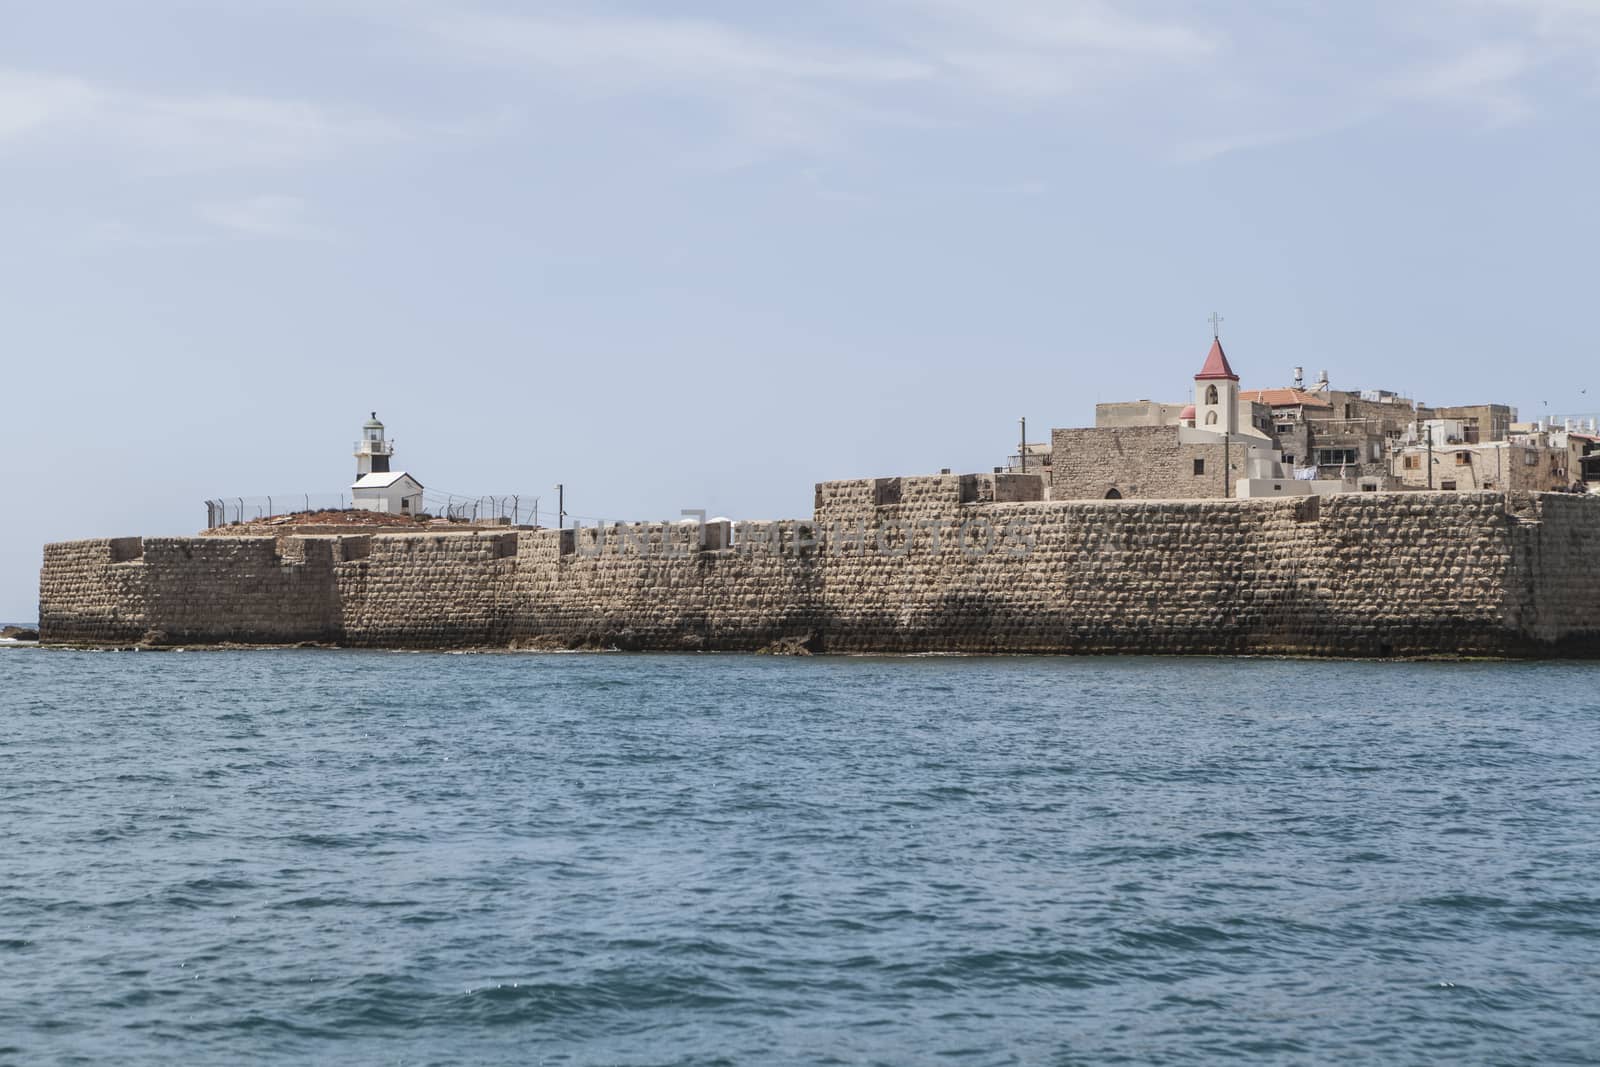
xmin=1512 ymin=493 xmax=1600 ymax=651
xmin=140 ymin=537 xmax=345 ymax=644
xmin=1094 ymin=400 xmax=1187 ymax=428
xmin=1051 ymin=426 xmax=1229 ymax=501
xmin=337 ymin=532 xmax=520 ymax=648
xmin=38 ymin=488 xmax=1600 ymax=657
xmin=810 ymin=490 xmax=1528 ymax=656
xmin=511 ymin=524 xmax=825 ymax=651
xmin=38 ymin=536 xmax=351 ymax=645
xmin=38 ymin=538 xmax=150 ymax=644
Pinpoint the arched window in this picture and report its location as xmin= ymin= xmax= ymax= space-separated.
xmin=1105 ymin=488 xmax=1122 ymax=499
xmin=1205 ymin=411 xmax=1219 ymax=425
xmin=1205 ymin=384 xmax=1219 ymax=405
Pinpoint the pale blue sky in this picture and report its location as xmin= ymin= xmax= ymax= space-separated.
xmin=3 ymin=0 xmax=1598 ymax=619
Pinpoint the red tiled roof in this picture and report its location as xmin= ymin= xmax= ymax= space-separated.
xmin=1180 ymin=404 xmax=1196 ymax=419
xmin=1240 ymin=388 xmax=1333 ymax=409
xmin=1195 ymin=339 xmax=1239 ymax=381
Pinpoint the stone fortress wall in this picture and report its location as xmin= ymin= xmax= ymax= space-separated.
xmin=38 ymin=474 xmax=1600 ymax=657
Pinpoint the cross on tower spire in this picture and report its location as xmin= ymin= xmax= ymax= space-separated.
xmin=1209 ymin=311 xmax=1224 ymax=340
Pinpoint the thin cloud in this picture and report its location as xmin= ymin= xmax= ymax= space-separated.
xmin=424 ymin=10 xmax=934 ymax=86
xmin=1394 ymin=44 xmax=1535 ymax=126
xmin=409 ymin=2 xmax=1222 ymax=161
xmin=0 ymin=67 xmax=410 ymax=172
xmin=898 ymin=0 xmax=1219 ymax=66
xmin=1479 ymin=0 xmax=1600 ymax=41
xmin=197 ymin=195 xmax=329 ymax=240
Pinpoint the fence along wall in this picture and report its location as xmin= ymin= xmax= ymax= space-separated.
xmin=37 ymin=483 xmax=1600 ymax=656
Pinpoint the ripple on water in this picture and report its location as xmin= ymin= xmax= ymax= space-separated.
xmin=4 ymin=651 xmax=1600 ymax=1064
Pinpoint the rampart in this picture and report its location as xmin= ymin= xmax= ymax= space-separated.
xmin=37 ymin=477 xmax=1600 ymax=657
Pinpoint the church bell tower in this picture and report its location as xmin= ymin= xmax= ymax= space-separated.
xmin=1194 ymin=318 xmax=1239 ymax=435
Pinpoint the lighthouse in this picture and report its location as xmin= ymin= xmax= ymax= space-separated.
xmin=351 ymin=412 xmax=424 ymax=516
xmin=354 ymin=412 xmax=393 ymax=478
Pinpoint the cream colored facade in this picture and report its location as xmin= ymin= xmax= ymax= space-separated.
xmin=1391 ymin=441 xmax=1567 ymax=493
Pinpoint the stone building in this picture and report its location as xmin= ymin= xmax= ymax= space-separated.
xmin=1093 ymin=400 xmax=1190 ymax=428
xmin=1418 ymin=403 xmax=1516 ymax=444
xmin=1048 ymin=339 xmax=1344 ymax=501
xmin=1391 ymin=439 xmax=1566 ymax=492
xmin=1239 ymin=387 xmax=1331 ymax=470
xmin=1389 ymin=418 xmax=1572 ymax=494
xmin=1050 ymin=424 xmax=1232 ymax=500
xmin=1037 ymin=335 xmax=1549 ymax=501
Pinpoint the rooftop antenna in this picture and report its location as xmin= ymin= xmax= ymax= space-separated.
xmin=1209 ymin=312 xmax=1224 ymax=340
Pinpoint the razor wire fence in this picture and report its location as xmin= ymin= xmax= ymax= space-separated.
xmin=203 ymin=492 xmax=548 ymax=529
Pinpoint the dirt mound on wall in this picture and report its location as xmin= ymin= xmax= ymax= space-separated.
xmin=203 ymin=510 xmax=428 ymax=535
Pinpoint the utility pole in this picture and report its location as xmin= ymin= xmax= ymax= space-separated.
xmin=1019 ymin=416 xmax=1027 ymax=473
xmin=1224 ymin=434 xmax=1231 ymax=498
xmin=556 ymin=483 xmax=566 ymax=529
xmin=1426 ymin=421 xmax=1434 ymax=489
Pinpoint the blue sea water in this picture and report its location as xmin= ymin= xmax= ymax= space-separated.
xmin=3 ymin=649 xmax=1599 ymax=1065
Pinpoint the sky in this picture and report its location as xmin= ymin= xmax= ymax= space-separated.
xmin=2 ymin=0 xmax=1598 ymax=619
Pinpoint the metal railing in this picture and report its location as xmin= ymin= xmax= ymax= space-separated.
xmin=204 ymin=491 xmax=550 ymax=529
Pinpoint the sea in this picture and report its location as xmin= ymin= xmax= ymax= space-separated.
xmin=3 ymin=648 xmax=1598 ymax=1065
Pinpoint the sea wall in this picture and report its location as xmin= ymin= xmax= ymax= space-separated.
xmin=512 ymin=523 xmax=825 ymax=651
xmin=38 ymin=484 xmax=1600 ymax=657
xmin=336 ymin=532 xmax=519 ymax=648
xmin=813 ymin=479 xmax=1526 ymax=656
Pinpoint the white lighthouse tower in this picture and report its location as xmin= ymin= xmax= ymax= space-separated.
xmin=351 ymin=412 xmax=424 ymax=516
xmin=354 ymin=412 xmax=393 ymax=478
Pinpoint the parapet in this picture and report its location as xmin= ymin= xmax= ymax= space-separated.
xmin=815 ymin=471 xmax=1046 ymax=520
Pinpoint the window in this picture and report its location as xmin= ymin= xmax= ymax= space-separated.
xmin=1105 ymin=488 xmax=1122 ymax=499
xmin=1455 ymin=452 xmax=1472 ymax=465
xmin=1441 ymin=480 xmax=1457 ymax=490
xmin=1276 ymin=424 xmax=1295 ymax=435
xmin=1193 ymin=458 xmax=1205 ymax=475
xmin=1403 ymin=455 xmax=1420 ymax=470
xmin=1284 ymin=454 xmax=1295 ymax=465
xmin=1205 ymin=411 xmax=1218 ymax=425
xmin=1316 ymin=449 xmax=1359 ymax=466
xmin=1525 ymin=452 xmax=1539 ymax=466
xmin=1205 ymin=384 xmax=1219 ymax=405
xmin=1362 ymin=484 xmax=1378 ymax=492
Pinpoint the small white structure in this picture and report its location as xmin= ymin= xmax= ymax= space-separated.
xmin=351 ymin=413 xmax=424 ymax=515
xmin=353 ymin=470 xmax=424 ymax=515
